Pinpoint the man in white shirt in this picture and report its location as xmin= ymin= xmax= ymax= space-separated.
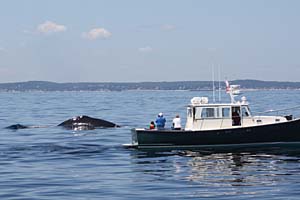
xmin=172 ymin=114 xmax=181 ymax=130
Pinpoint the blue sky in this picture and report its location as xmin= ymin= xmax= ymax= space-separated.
xmin=0 ymin=0 xmax=300 ymax=82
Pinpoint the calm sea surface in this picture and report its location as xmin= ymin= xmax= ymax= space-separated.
xmin=0 ymin=90 xmax=300 ymax=199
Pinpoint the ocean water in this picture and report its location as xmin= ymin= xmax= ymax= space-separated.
xmin=0 ymin=90 xmax=300 ymax=199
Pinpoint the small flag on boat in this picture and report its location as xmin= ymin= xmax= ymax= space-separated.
xmin=225 ymin=80 xmax=230 ymax=93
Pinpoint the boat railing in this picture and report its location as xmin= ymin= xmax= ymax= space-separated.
xmin=252 ymin=105 xmax=300 ymax=119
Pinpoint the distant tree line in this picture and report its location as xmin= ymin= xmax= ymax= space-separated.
xmin=0 ymin=80 xmax=299 ymax=92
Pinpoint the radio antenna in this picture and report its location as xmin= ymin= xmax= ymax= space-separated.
xmin=212 ymin=64 xmax=215 ymax=102
xmin=218 ymin=65 xmax=221 ymax=102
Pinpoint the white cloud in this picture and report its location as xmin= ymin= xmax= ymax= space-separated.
xmin=0 ymin=47 xmax=6 ymax=52
xmin=161 ymin=24 xmax=176 ymax=31
xmin=138 ymin=46 xmax=153 ymax=53
xmin=37 ymin=21 xmax=67 ymax=34
xmin=82 ymin=28 xmax=112 ymax=40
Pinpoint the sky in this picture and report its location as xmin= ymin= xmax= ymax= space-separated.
xmin=0 ymin=0 xmax=300 ymax=83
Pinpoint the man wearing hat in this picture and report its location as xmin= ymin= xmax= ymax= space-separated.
xmin=155 ymin=112 xmax=166 ymax=129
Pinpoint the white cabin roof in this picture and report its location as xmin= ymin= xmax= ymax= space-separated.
xmin=189 ymin=96 xmax=249 ymax=107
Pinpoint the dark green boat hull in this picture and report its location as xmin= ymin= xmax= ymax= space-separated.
xmin=131 ymin=119 xmax=300 ymax=149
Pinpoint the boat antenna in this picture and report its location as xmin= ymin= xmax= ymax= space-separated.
xmin=218 ymin=65 xmax=221 ymax=102
xmin=212 ymin=64 xmax=215 ymax=102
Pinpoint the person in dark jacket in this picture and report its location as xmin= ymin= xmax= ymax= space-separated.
xmin=155 ymin=113 xmax=166 ymax=129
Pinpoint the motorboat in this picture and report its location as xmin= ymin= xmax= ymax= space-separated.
xmin=125 ymin=82 xmax=300 ymax=149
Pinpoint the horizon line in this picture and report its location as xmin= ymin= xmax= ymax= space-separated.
xmin=1 ymin=79 xmax=300 ymax=84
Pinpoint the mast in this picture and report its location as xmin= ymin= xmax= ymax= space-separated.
xmin=212 ymin=64 xmax=215 ymax=102
xmin=218 ymin=65 xmax=221 ymax=102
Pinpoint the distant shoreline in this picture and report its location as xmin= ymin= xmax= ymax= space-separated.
xmin=1 ymin=89 xmax=300 ymax=93
xmin=0 ymin=80 xmax=300 ymax=92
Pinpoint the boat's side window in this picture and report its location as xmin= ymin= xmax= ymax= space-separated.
xmin=242 ymin=106 xmax=250 ymax=117
xmin=222 ymin=107 xmax=230 ymax=118
xmin=201 ymin=108 xmax=215 ymax=118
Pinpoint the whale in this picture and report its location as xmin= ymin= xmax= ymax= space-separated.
xmin=5 ymin=124 xmax=49 ymax=130
xmin=57 ymin=115 xmax=120 ymax=130
xmin=5 ymin=115 xmax=120 ymax=130
xmin=5 ymin=124 xmax=30 ymax=129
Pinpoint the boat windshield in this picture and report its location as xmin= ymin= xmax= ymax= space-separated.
xmin=201 ymin=107 xmax=215 ymax=118
xmin=191 ymin=105 xmax=251 ymax=120
xmin=241 ymin=106 xmax=251 ymax=117
xmin=221 ymin=107 xmax=230 ymax=118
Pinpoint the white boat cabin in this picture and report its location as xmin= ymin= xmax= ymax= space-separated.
xmin=185 ymin=96 xmax=288 ymax=131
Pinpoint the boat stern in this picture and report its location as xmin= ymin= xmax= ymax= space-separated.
xmin=131 ymin=128 xmax=141 ymax=146
xmin=122 ymin=128 xmax=140 ymax=149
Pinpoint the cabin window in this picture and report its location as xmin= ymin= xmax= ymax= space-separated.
xmin=222 ymin=107 xmax=230 ymax=118
xmin=201 ymin=108 xmax=215 ymax=118
xmin=242 ymin=106 xmax=250 ymax=117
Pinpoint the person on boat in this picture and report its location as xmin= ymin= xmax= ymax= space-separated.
xmin=149 ymin=121 xmax=156 ymax=129
xmin=232 ymin=109 xmax=241 ymax=126
xmin=155 ymin=113 xmax=166 ymax=129
xmin=172 ymin=114 xmax=181 ymax=130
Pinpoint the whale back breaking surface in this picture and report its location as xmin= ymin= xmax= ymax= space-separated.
xmin=57 ymin=115 xmax=119 ymax=130
xmin=5 ymin=116 xmax=119 ymax=130
xmin=5 ymin=124 xmax=29 ymax=129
